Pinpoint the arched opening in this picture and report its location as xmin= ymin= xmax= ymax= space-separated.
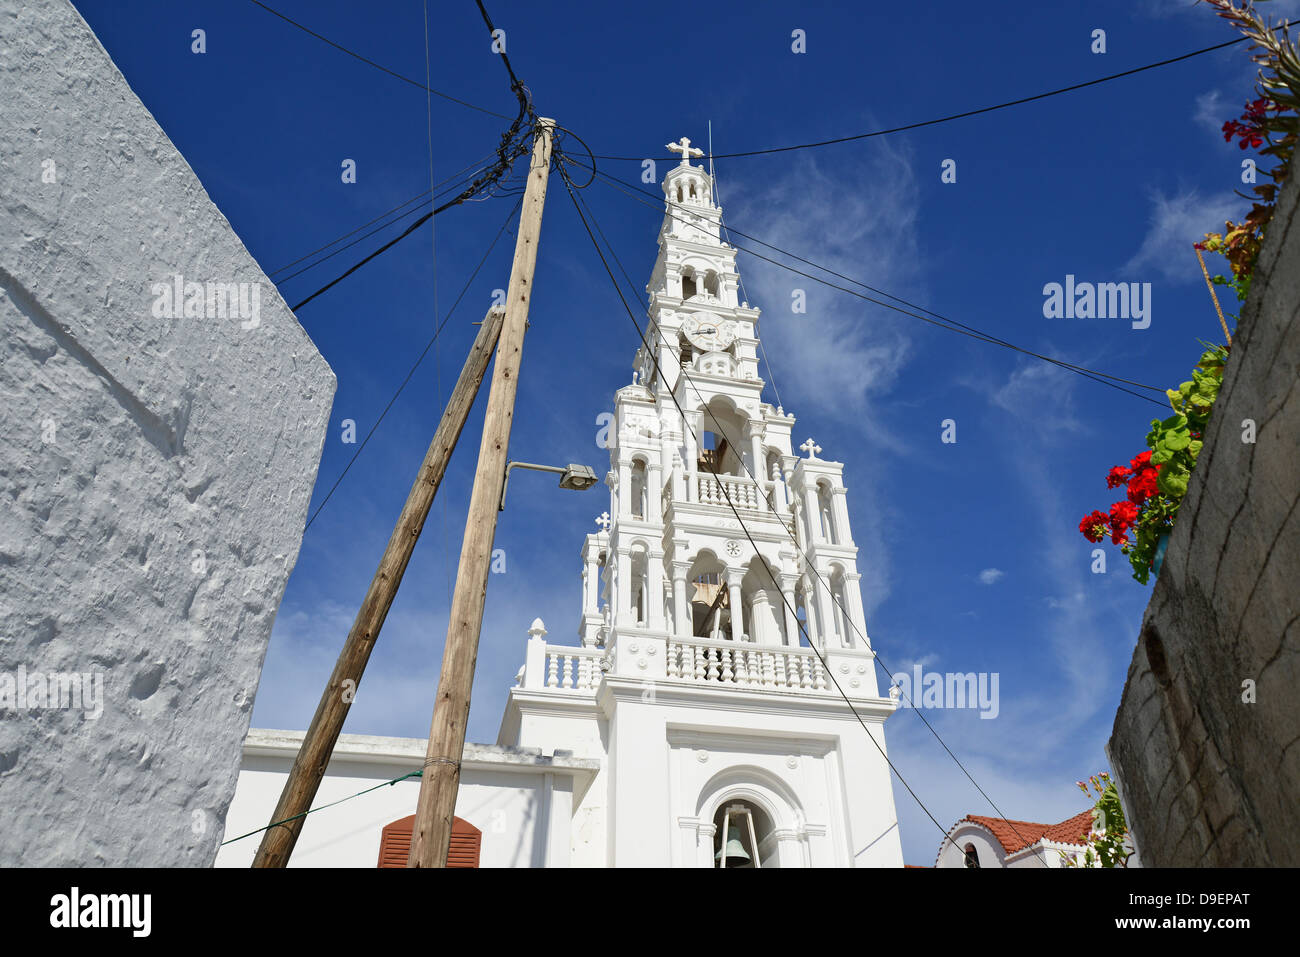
xmin=689 ymin=182 xmax=697 ymax=199
xmin=829 ymin=566 xmax=850 ymax=647
xmin=817 ymin=480 xmax=836 ymax=544
xmin=696 ymin=398 xmax=746 ymax=476
xmin=703 ymin=270 xmax=720 ymax=298
xmin=688 ymin=551 xmax=728 ymax=639
xmin=964 ymin=843 xmax=981 ymax=868
xmin=630 ymin=458 xmax=647 ymax=519
xmin=676 ymin=185 xmax=683 ymax=203
xmin=712 ymin=801 xmax=774 ymax=868
xmin=630 ymin=545 xmax=649 ymax=626
xmin=681 ymin=269 xmax=697 ymax=300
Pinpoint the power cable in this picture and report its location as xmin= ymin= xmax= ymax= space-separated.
xmin=246 ymin=0 xmax=513 ymax=120
xmin=573 ymin=158 xmax=1169 ymax=408
xmin=589 ymin=29 xmax=1289 ymax=161
xmin=302 ymin=196 xmax=522 ymax=532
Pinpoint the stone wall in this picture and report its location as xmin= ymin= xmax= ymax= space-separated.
xmin=0 ymin=0 xmax=334 ymax=865
xmin=1107 ymin=164 xmax=1300 ymax=866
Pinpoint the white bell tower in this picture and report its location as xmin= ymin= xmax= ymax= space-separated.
xmin=500 ymin=138 xmax=903 ymax=868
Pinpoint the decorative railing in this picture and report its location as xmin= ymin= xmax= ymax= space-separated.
xmin=696 ymin=472 xmax=767 ymax=511
xmin=665 ymin=636 xmax=827 ymax=691
xmin=544 ymin=645 xmax=603 ymax=692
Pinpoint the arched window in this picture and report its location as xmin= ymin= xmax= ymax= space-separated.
xmin=817 ymin=481 xmax=836 ymax=544
xmin=676 ymin=185 xmax=683 ymax=203
xmin=378 ymin=814 xmax=481 ymax=868
xmin=630 ymin=459 xmax=647 ymax=519
xmin=964 ymin=843 xmax=980 ymax=869
xmin=689 ymin=182 xmax=697 ymax=199
xmin=713 ymin=801 xmax=775 ymax=868
xmin=682 ymin=270 xmax=697 ymax=300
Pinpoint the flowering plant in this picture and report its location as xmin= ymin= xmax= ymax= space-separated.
xmin=1079 ymin=345 xmax=1228 ymax=583
xmin=1060 ymin=772 xmax=1133 ymax=868
xmin=1196 ymin=1 xmax=1300 ymax=308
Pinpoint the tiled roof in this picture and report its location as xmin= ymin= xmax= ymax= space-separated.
xmin=964 ymin=810 xmax=1093 ymax=854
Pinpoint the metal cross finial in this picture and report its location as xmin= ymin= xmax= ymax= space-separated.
xmin=595 ymin=511 xmax=611 ymax=532
xmin=666 ymin=136 xmax=704 ymax=166
xmin=800 ymin=438 xmax=822 ymax=460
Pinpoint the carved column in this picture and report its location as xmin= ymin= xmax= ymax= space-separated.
xmin=672 ymin=561 xmax=691 ymax=638
xmin=726 ymin=568 xmax=745 ymax=642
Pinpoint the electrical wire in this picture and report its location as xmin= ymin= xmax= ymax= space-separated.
xmin=246 ymin=0 xmax=513 ymax=120
xmin=589 ymin=29 xmax=1289 ymax=161
xmin=302 ymin=196 xmax=523 ymax=532
xmin=572 ymin=158 xmax=1169 ymax=408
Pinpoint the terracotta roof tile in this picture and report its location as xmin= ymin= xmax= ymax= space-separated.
xmin=965 ymin=809 xmax=1093 ymax=854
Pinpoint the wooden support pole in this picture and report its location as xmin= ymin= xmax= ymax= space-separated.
xmin=251 ymin=305 xmax=506 ymax=868
xmin=407 ymin=118 xmax=554 ymax=867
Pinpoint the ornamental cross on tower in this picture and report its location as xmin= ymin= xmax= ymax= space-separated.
xmin=800 ymin=438 xmax=822 ymax=460
xmin=595 ymin=511 xmax=611 ymax=532
xmin=666 ymin=136 xmax=704 ymax=167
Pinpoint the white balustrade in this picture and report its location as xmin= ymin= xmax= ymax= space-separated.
xmin=542 ymin=645 xmax=603 ymax=692
xmin=696 ymin=472 xmax=767 ymax=511
xmin=663 ymin=636 xmax=827 ymax=692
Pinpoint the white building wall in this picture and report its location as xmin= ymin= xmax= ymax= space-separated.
xmin=0 ymin=0 xmax=333 ymax=867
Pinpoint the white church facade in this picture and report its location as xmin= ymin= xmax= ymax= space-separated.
xmin=217 ymin=140 xmax=905 ymax=868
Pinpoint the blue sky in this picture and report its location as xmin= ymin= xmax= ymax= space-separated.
xmin=72 ymin=0 xmax=1291 ymax=865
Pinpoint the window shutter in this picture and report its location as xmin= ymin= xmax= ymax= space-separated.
xmin=377 ymin=814 xmax=482 ymax=868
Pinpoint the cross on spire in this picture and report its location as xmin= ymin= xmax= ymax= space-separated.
xmin=800 ymin=438 xmax=822 ymax=460
xmin=595 ymin=511 xmax=611 ymax=532
xmin=666 ymin=136 xmax=704 ymax=167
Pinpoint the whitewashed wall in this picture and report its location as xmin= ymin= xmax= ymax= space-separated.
xmin=0 ymin=0 xmax=333 ymax=866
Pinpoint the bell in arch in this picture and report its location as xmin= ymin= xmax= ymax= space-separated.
xmin=715 ymin=835 xmax=752 ymax=868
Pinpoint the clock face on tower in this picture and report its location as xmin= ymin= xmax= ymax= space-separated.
xmin=681 ymin=312 xmax=737 ymax=352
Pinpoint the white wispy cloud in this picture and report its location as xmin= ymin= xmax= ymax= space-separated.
xmin=977 ymin=568 xmax=1004 ymax=585
xmin=1195 ymin=88 xmax=1231 ymax=135
xmin=727 ymin=138 xmax=921 ymax=431
xmin=1125 ymin=189 xmax=1242 ymax=283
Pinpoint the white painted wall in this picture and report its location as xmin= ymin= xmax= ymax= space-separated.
xmin=0 ymin=0 xmax=333 ymax=866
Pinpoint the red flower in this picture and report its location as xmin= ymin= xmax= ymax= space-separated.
xmin=1129 ymin=450 xmax=1153 ymax=472
xmin=1127 ymin=466 xmax=1160 ymax=505
xmin=1109 ymin=501 xmax=1139 ymax=542
xmin=1107 ymin=466 xmax=1133 ymax=489
xmin=1079 ymin=510 xmax=1109 ymax=543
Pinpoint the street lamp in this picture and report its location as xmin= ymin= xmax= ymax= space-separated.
xmin=500 ymin=461 xmax=600 ymax=511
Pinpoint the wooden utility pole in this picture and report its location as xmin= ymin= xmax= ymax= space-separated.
xmin=251 ymin=305 xmax=506 ymax=868
xmin=407 ymin=118 xmax=554 ymax=867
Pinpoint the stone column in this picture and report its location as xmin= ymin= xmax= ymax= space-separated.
xmin=648 ymin=550 xmax=666 ymax=630
xmin=781 ymin=577 xmax=800 ymax=647
xmin=844 ymin=571 xmax=868 ymax=648
xmin=831 ymin=486 xmax=852 ymax=544
xmin=771 ymin=462 xmax=788 ymax=511
xmin=814 ymin=573 xmax=841 ymax=649
xmin=726 ymin=568 xmax=745 ymax=642
xmin=618 ymin=455 xmax=632 ymax=518
xmin=684 ymin=426 xmax=698 ymax=503
xmin=672 ymin=562 xmax=691 ymax=637
xmin=616 ymin=547 xmax=632 ymax=623
xmin=649 ymin=461 xmax=664 ymax=521
xmin=803 ymin=485 xmax=822 ymax=543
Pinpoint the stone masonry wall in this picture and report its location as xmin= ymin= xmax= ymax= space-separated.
xmin=1107 ymin=163 xmax=1300 ymax=866
xmin=0 ymin=0 xmax=335 ymax=865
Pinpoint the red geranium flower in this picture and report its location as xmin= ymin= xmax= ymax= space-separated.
xmin=1109 ymin=500 xmax=1139 ymax=538
xmin=1107 ymin=465 xmax=1133 ymax=489
xmin=1127 ymin=465 xmax=1160 ymax=506
xmin=1130 ymin=450 xmax=1153 ymax=472
xmin=1079 ymin=510 xmax=1110 ymax=543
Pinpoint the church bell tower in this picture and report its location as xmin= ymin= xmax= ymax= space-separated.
xmin=501 ymin=137 xmax=903 ymax=868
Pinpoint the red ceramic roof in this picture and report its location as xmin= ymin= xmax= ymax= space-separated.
xmin=964 ymin=810 xmax=1093 ymax=854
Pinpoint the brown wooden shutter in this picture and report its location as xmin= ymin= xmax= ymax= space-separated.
xmin=377 ymin=814 xmax=482 ymax=868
